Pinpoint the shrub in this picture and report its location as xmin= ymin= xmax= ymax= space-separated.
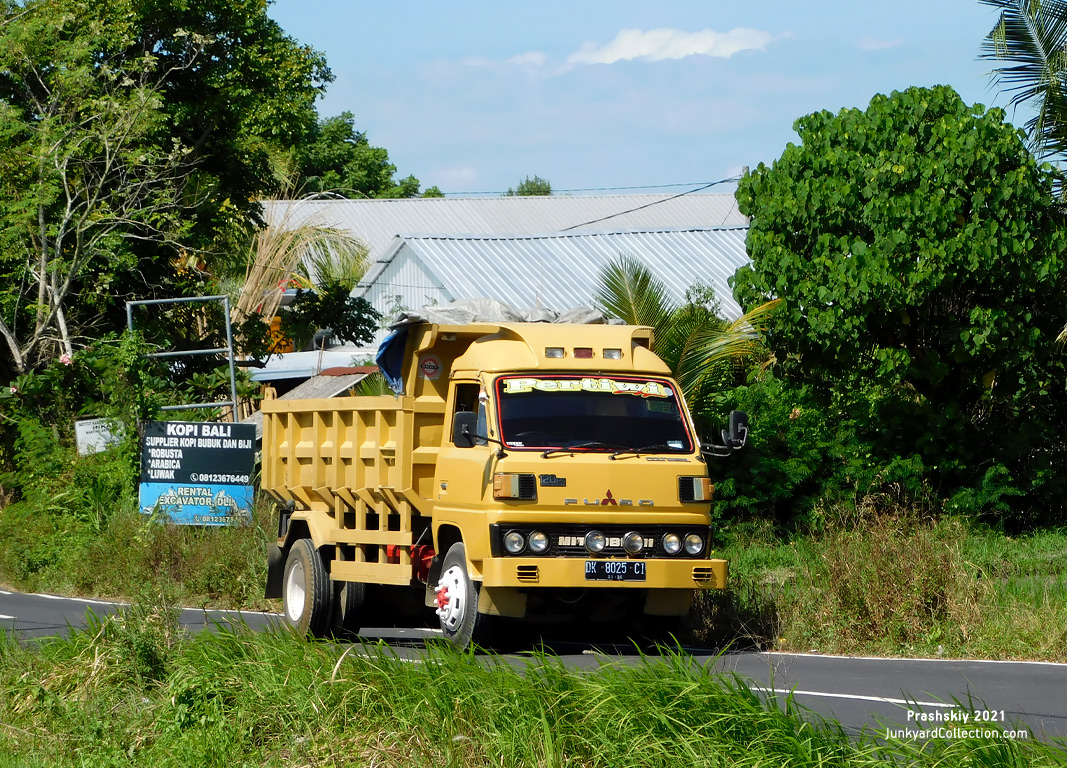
xmin=706 ymin=372 xmax=936 ymax=528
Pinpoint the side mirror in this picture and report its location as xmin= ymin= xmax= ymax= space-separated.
xmin=723 ymin=410 xmax=748 ymax=450
xmin=453 ymin=411 xmax=477 ymax=448
xmin=701 ymin=410 xmax=749 ymax=458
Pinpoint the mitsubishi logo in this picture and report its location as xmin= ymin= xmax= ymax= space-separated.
xmin=602 ymin=490 xmax=618 ymax=506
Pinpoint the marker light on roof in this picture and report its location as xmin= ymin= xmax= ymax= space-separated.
xmin=574 ymin=347 xmax=594 ymax=358
xmin=603 ymin=348 xmax=623 ymax=360
xmin=545 ymin=347 xmax=565 ymax=358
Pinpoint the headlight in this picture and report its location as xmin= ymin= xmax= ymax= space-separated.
xmin=528 ymin=530 xmax=549 ymax=554
xmin=585 ymin=530 xmax=606 ymax=554
xmin=684 ymin=533 xmax=704 ymax=555
xmin=504 ymin=530 xmax=526 ymax=554
xmin=623 ymin=531 xmax=644 ymax=555
xmin=662 ymin=533 xmax=682 ymax=555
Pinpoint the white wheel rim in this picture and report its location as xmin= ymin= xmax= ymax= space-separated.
xmin=435 ymin=564 xmax=466 ymax=632
xmin=285 ymin=559 xmax=307 ymax=622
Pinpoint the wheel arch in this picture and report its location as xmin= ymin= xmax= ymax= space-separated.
xmin=428 ymin=523 xmax=464 ymax=586
xmin=266 ymin=517 xmax=331 ymax=599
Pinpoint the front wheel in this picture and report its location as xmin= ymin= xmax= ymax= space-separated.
xmin=434 ymin=542 xmax=494 ymax=649
xmin=283 ymin=538 xmax=331 ymax=637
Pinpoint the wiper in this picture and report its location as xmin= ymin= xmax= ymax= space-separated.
xmin=541 ymin=441 xmax=631 ymax=458
xmin=610 ymin=444 xmax=687 ymax=460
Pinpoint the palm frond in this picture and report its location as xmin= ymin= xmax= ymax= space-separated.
xmin=295 ymin=236 xmax=369 ymax=292
xmin=593 ymin=254 xmax=675 ymax=330
xmin=676 ymin=299 xmax=780 ymax=398
xmin=980 ymin=0 xmax=1067 ymax=156
xmin=233 ymin=199 xmax=369 ymax=325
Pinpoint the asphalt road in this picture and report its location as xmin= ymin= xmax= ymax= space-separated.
xmin=3 ymin=588 xmax=1066 ymax=746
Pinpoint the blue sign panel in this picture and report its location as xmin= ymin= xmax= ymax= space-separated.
xmin=139 ymin=421 xmax=256 ymax=526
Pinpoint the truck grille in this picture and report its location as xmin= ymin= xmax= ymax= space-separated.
xmin=518 ymin=474 xmax=537 ymax=499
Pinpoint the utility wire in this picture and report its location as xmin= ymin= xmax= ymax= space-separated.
xmin=442 ymin=180 xmax=737 ymax=196
xmin=559 ymin=177 xmax=740 ymax=232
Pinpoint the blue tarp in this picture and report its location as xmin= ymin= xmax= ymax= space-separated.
xmin=375 ymin=325 xmax=410 ymax=394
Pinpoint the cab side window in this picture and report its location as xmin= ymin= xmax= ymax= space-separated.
xmin=453 ymin=383 xmax=487 ymax=446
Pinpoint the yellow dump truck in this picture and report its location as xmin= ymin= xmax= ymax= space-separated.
xmin=262 ymin=320 xmax=747 ymax=647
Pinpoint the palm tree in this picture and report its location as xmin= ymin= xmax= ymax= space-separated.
xmin=980 ymin=3 xmax=1067 ymax=341
xmin=980 ymin=0 xmax=1067 ymax=158
xmin=592 ymin=255 xmax=778 ymax=406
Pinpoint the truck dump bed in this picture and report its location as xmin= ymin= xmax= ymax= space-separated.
xmin=261 ymin=394 xmax=440 ymax=584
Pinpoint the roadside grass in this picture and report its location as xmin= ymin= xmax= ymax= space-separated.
xmin=712 ymin=516 xmax=1067 ymax=661
xmin=0 ymin=492 xmax=278 ymax=610
xmin=0 ymin=601 xmax=1060 ymax=767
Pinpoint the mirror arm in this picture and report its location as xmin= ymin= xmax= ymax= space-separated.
xmin=461 ymin=425 xmax=508 ymax=459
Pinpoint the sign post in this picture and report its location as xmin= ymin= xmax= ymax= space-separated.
xmin=139 ymin=420 xmax=256 ymax=526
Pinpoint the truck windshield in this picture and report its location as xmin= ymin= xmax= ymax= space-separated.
xmin=495 ymin=375 xmax=693 ymax=453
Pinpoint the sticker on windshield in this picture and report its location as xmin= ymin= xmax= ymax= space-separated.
xmin=502 ymin=377 xmax=671 ymax=398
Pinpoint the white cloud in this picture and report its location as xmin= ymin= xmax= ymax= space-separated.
xmin=858 ymin=36 xmax=906 ymax=51
xmin=506 ymin=51 xmax=547 ymax=67
xmin=566 ymin=27 xmax=776 ymax=67
xmin=461 ymin=51 xmax=547 ymax=72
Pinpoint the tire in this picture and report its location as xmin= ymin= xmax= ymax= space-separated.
xmin=330 ymin=580 xmax=367 ymax=638
xmin=434 ymin=542 xmax=493 ymax=649
xmin=282 ymin=539 xmax=332 ymax=637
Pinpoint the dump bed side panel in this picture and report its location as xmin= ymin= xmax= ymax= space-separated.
xmin=261 ymin=395 xmax=444 ymax=585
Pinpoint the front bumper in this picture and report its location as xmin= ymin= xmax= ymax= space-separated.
xmin=478 ymin=556 xmax=727 ymax=590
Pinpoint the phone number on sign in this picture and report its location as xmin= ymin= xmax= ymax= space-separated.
xmin=189 ymin=473 xmax=250 ymax=484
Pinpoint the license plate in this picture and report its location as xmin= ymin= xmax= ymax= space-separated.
xmin=585 ymin=560 xmax=647 ymax=582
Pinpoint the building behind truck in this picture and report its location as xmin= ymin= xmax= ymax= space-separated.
xmin=262 ymin=317 xmax=746 ymax=647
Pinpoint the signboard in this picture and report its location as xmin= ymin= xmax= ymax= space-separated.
xmin=139 ymin=421 xmax=256 ymax=526
xmin=75 ymin=418 xmax=123 ymax=456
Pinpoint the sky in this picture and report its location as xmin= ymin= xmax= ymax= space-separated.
xmin=267 ymin=0 xmax=1019 ymax=197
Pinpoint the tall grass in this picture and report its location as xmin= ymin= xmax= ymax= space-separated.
xmin=714 ymin=515 xmax=1067 ymax=661
xmin=0 ymin=492 xmax=278 ymax=609
xmin=0 ymin=599 xmax=1059 ymax=767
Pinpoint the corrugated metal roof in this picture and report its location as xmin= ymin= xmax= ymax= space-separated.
xmin=249 ymin=346 xmax=377 ymax=382
xmin=358 ymin=228 xmax=751 ymax=321
xmin=263 ymin=193 xmax=746 ymax=263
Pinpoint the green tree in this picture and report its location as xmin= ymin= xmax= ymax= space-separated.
xmin=280 ymin=285 xmax=380 ymax=352
xmin=980 ymin=0 xmax=1067 ymax=158
xmin=0 ymin=0 xmax=329 ymax=376
xmin=503 ymin=175 xmax=552 ymax=196
xmin=734 ymin=85 xmax=1067 ymax=521
xmin=295 ymin=111 xmax=430 ymax=198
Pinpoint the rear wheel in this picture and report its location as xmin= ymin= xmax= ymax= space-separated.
xmin=434 ymin=542 xmax=494 ymax=649
xmin=283 ymin=539 xmax=331 ymax=637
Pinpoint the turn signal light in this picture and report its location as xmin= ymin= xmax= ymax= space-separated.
xmin=493 ymin=473 xmax=537 ymax=500
xmin=679 ymin=476 xmax=714 ymax=502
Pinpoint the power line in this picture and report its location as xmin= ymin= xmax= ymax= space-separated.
xmin=441 ymin=178 xmax=740 ymax=197
xmin=559 ymin=177 xmax=741 ymax=232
